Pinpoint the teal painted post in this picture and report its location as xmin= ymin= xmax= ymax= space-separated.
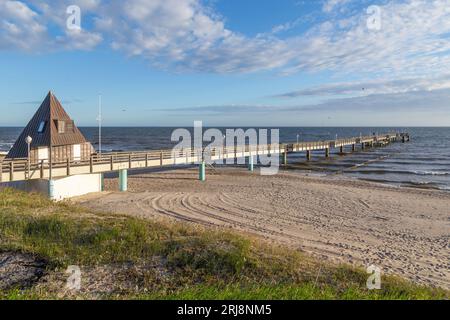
xmin=199 ymin=161 xmax=206 ymax=181
xmin=248 ymin=154 xmax=254 ymax=171
xmin=48 ymin=179 xmax=55 ymax=200
xmin=119 ymin=169 xmax=128 ymax=191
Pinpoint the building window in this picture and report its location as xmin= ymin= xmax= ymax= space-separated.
xmin=37 ymin=121 xmax=46 ymax=133
xmin=66 ymin=120 xmax=74 ymax=133
xmin=57 ymin=120 xmax=65 ymax=134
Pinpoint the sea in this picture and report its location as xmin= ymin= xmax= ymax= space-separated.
xmin=1 ymin=127 xmax=449 ymax=191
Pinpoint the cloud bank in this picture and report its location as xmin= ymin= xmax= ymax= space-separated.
xmin=0 ymin=0 xmax=449 ymax=78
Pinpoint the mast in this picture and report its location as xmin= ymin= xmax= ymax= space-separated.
xmin=98 ymin=93 xmax=102 ymax=155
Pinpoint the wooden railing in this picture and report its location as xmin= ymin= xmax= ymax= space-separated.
xmin=0 ymin=132 xmax=407 ymax=182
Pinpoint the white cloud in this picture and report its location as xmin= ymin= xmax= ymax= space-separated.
xmin=164 ymin=88 xmax=450 ymax=117
xmin=0 ymin=0 xmax=47 ymax=50
xmin=322 ymin=0 xmax=351 ymax=13
xmin=276 ymin=74 xmax=450 ymax=98
xmin=0 ymin=0 xmax=102 ymax=51
xmin=1 ymin=0 xmax=450 ymax=80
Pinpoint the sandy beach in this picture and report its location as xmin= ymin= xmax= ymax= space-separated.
xmin=76 ymin=167 xmax=450 ymax=289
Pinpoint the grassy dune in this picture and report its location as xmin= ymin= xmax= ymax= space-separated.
xmin=0 ymin=188 xmax=447 ymax=300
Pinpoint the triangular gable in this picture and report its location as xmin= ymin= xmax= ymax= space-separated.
xmin=6 ymin=91 xmax=88 ymax=159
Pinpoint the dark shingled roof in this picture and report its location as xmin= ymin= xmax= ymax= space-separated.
xmin=6 ymin=91 xmax=88 ymax=159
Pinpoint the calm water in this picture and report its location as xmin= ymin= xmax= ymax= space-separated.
xmin=1 ymin=127 xmax=449 ymax=191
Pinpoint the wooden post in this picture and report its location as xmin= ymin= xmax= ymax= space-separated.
xmin=40 ymin=160 xmax=44 ymax=179
xmin=9 ymin=162 xmax=14 ymax=181
xmin=160 ymin=151 xmax=163 ymax=166
xmin=110 ymin=155 xmax=114 ymax=171
xmin=90 ymin=155 xmax=93 ymax=173
xmin=145 ymin=153 xmax=149 ymax=167
xmin=306 ymin=150 xmax=311 ymax=161
xmin=128 ymin=153 xmax=132 ymax=169
xmin=66 ymin=158 xmax=71 ymax=176
xmin=325 ymin=148 xmax=330 ymax=158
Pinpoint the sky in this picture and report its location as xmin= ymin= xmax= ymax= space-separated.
xmin=0 ymin=0 xmax=450 ymax=127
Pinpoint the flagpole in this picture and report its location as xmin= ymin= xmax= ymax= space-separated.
xmin=98 ymin=94 xmax=102 ymax=155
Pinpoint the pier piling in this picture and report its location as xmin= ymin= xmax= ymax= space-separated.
xmin=119 ymin=169 xmax=128 ymax=191
xmin=199 ymin=161 xmax=206 ymax=181
xmin=306 ymin=150 xmax=311 ymax=161
xmin=248 ymin=155 xmax=254 ymax=171
xmin=48 ymin=180 xmax=55 ymax=200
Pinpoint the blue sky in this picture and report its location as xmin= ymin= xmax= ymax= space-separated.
xmin=0 ymin=0 xmax=450 ymax=126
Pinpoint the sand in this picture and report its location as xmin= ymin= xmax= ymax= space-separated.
xmin=76 ymin=167 xmax=450 ymax=289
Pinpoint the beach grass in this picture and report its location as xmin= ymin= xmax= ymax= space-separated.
xmin=0 ymin=188 xmax=447 ymax=300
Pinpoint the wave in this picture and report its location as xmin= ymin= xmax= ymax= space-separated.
xmin=358 ymin=178 xmax=448 ymax=191
xmin=354 ymin=169 xmax=450 ymax=176
xmin=413 ymin=170 xmax=450 ymax=176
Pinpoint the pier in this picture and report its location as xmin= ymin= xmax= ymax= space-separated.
xmin=1 ymin=132 xmax=409 ymax=184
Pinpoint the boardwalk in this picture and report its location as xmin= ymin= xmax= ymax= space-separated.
xmin=0 ymin=132 xmax=409 ymax=183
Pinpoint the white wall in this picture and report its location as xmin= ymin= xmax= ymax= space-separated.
xmin=1 ymin=173 xmax=103 ymax=201
xmin=51 ymin=173 xmax=103 ymax=201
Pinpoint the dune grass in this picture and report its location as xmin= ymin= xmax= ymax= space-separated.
xmin=0 ymin=188 xmax=447 ymax=300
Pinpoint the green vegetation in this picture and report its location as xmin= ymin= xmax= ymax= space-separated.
xmin=0 ymin=188 xmax=447 ymax=300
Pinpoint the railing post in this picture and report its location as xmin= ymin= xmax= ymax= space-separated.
xmin=128 ymin=153 xmax=132 ymax=169
xmin=110 ymin=155 xmax=114 ymax=171
xmin=40 ymin=160 xmax=44 ymax=178
xmin=66 ymin=158 xmax=71 ymax=176
xmin=146 ymin=153 xmax=149 ymax=167
xmin=160 ymin=150 xmax=163 ymax=166
xmin=90 ymin=155 xmax=93 ymax=173
xmin=9 ymin=162 xmax=14 ymax=181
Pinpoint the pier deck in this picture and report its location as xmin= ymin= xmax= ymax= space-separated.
xmin=0 ymin=132 xmax=409 ymax=183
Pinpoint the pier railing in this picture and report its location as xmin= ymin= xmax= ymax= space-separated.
xmin=0 ymin=132 xmax=408 ymax=182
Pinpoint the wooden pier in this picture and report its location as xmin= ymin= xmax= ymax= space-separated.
xmin=0 ymin=132 xmax=409 ymax=183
